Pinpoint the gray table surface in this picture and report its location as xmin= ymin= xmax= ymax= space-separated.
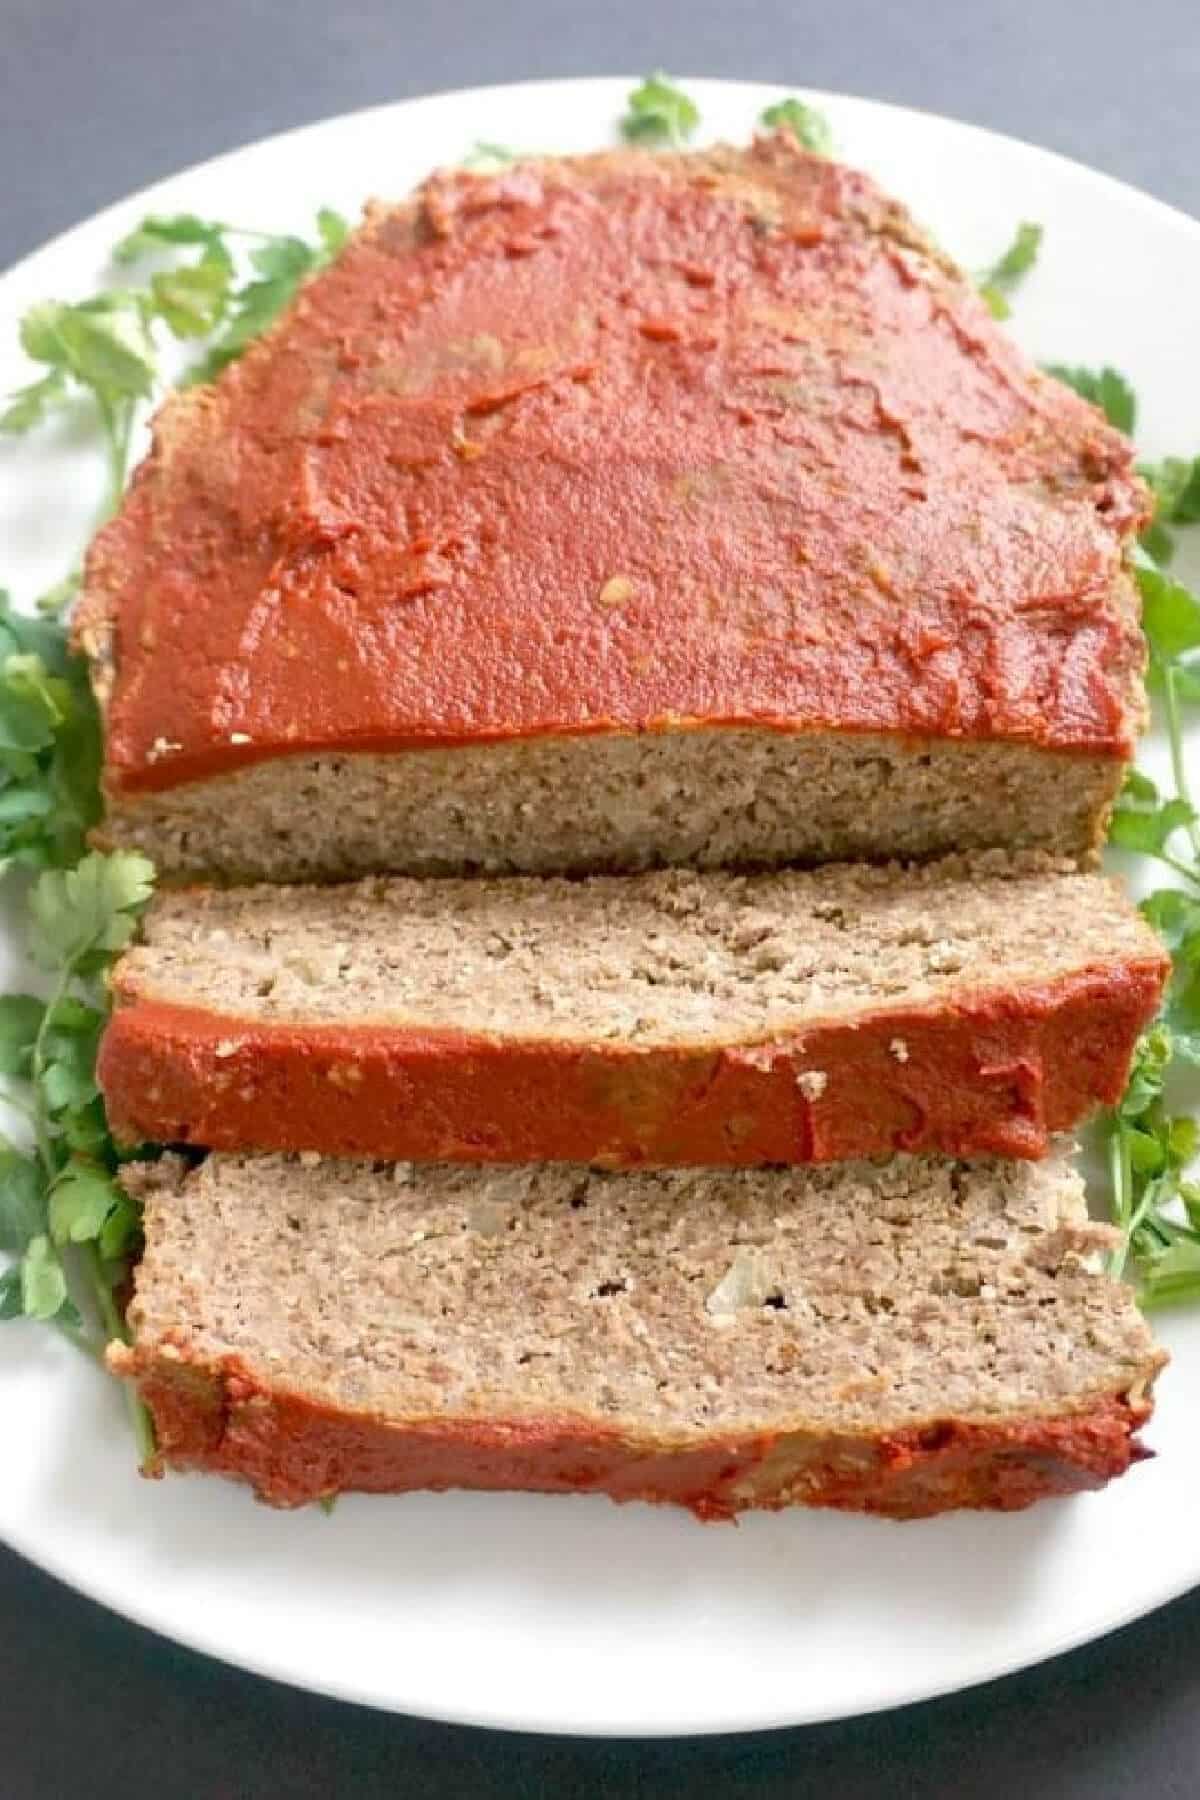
xmin=3 ymin=0 xmax=1199 ymax=1792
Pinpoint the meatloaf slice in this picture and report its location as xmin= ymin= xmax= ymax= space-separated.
xmin=77 ymin=134 xmax=1149 ymax=883
xmin=112 ymin=1148 xmax=1164 ymax=1518
xmin=100 ymin=853 xmax=1166 ymax=1167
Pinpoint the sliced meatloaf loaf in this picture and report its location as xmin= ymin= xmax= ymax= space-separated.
xmin=112 ymin=1148 xmax=1164 ymax=1518
xmin=77 ymin=134 xmax=1149 ymax=883
xmin=100 ymin=854 xmax=1167 ymax=1167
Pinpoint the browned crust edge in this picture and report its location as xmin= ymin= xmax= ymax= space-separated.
xmin=98 ymin=956 xmax=1167 ymax=1167
xmin=109 ymin=1340 xmax=1164 ymax=1521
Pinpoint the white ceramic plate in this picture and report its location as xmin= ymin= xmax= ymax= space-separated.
xmin=1 ymin=77 xmax=1198 ymax=1739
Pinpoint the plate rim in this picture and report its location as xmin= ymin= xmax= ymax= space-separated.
xmin=1 ymin=72 xmax=1198 ymax=1738
xmin=4 ymin=1471 xmax=1200 ymax=1738
xmin=4 ymin=71 xmax=1198 ymax=292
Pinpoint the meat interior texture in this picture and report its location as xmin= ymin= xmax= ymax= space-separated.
xmin=120 ymin=852 xmax=1162 ymax=1045
xmin=127 ymin=1150 xmax=1159 ymax=1441
xmin=100 ymin=732 xmax=1125 ymax=884
xmin=78 ymin=135 xmax=1148 ymax=881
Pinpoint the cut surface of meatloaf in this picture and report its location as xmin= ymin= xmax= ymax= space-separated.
xmin=77 ymin=134 xmax=1149 ymax=882
xmin=100 ymin=853 xmax=1167 ymax=1166
xmin=112 ymin=1149 xmax=1165 ymax=1518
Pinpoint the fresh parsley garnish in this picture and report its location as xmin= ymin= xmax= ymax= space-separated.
xmin=461 ymin=142 xmax=521 ymax=171
xmin=0 ymin=202 xmax=347 ymax=1449
xmin=1142 ymin=455 xmax=1200 ymax=525
xmin=759 ymin=97 xmax=833 ymax=156
xmin=184 ymin=214 xmax=347 ymax=384
xmin=620 ymin=74 xmax=700 ymax=147
xmin=0 ymin=585 xmax=101 ymax=871
xmin=0 ymin=523 xmax=157 ymax=1451
xmin=1137 ymin=455 xmax=1200 ymax=566
xmin=3 ymin=208 xmax=350 ymax=516
xmin=976 ymin=221 xmax=1042 ymax=319
xmin=2 ymin=294 xmax=157 ymax=521
xmin=0 ymin=849 xmax=155 ymax=1451
xmin=1043 ymin=362 xmax=1138 ymax=435
xmin=1044 ymin=368 xmax=1199 ymax=566
xmin=1104 ymin=525 xmax=1200 ymax=1302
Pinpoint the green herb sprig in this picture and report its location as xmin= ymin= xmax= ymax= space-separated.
xmin=1076 ymin=357 xmax=1200 ymax=1302
xmin=1043 ymin=362 xmax=1138 ymax=435
xmin=976 ymin=221 xmax=1043 ymax=318
xmin=0 ymin=200 xmax=346 ymax=1441
xmin=759 ymin=97 xmax=833 ymax=156
xmin=2 ymin=207 xmax=348 ymax=519
xmin=0 ymin=542 xmax=160 ymax=1448
xmin=0 ymin=848 xmax=155 ymax=1449
xmin=1137 ymin=456 xmax=1200 ymax=566
xmin=0 ymin=583 xmax=100 ymax=871
xmin=461 ymin=142 xmax=520 ymax=172
xmin=620 ymin=74 xmax=700 ymax=147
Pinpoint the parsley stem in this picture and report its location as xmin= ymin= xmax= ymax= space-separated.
xmin=25 ymin=951 xmax=156 ymax=1457
xmin=1162 ymin=660 xmax=1200 ymax=859
xmin=1125 ymin=1172 xmax=1162 ymax=1250
xmin=29 ymin=964 xmax=72 ymax=1184
xmin=1154 ymin=848 xmax=1200 ymax=888
xmin=84 ymin=1242 xmax=126 ymax=1343
xmin=95 ymin=395 xmax=135 ymax=526
xmin=53 ymin=1310 xmax=104 ymax=1364
xmin=1108 ymin=1124 xmax=1133 ymax=1278
xmin=79 ymin=1240 xmax=156 ymax=1463
xmin=221 ymin=225 xmax=288 ymax=241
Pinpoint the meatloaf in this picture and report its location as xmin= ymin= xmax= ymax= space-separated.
xmin=112 ymin=1148 xmax=1164 ymax=1518
xmin=77 ymin=134 xmax=1149 ymax=883
xmin=101 ymin=853 xmax=1165 ymax=1166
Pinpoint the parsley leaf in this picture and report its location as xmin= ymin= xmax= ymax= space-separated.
xmin=1141 ymin=455 xmax=1200 ymax=525
xmin=5 ymin=206 xmax=350 ymax=516
xmin=461 ymin=142 xmax=520 ymax=171
xmin=48 ymin=1161 xmax=124 ymax=1248
xmin=1043 ymin=363 xmax=1137 ymax=435
xmin=759 ymin=98 xmax=833 ymax=156
xmin=0 ymin=594 xmax=103 ymax=872
xmin=2 ymin=193 xmax=345 ymax=1458
xmin=0 ymin=995 xmax=47 ymax=1079
xmin=20 ymin=1234 xmax=69 ymax=1321
xmin=113 ymin=212 xmax=235 ymax=265
xmin=32 ymin=572 xmax=80 ymax=621
xmin=976 ymin=221 xmax=1042 ymax=319
xmin=0 ymin=1150 xmax=45 ymax=1255
xmin=150 ymin=258 xmax=231 ymax=339
xmin=620 ymin=74 xmax=700 ymax=147
xmin=316 ymin=208 xmax=350 ymax=256
xmin=1105 ymin=464 xmax=1200 ymax=1304
xmin=1141 ymin=888 xmax=1200 ymax=956
xmin=1109 ymin=767 xmax=1195 ymax=861
xmin=185 ymin=216 xmax=347 ymax=384
xmin=0 ymin=1266 xmax=23 ymax=1320
xmin=19 ymin=297 xmax=156 ymax=402
xmin=3 ymin=295 xmax=157 ymax=516
xmin=28 ymin=849 xmax=155 ymax=974
xmin=1138 ymin=455 xmax=1200 ymax=564
xmin=0 ymin=370 xmax=67 ymax=435
xmin=0 ymin=849 xmax=156 ymax=1451
xmin=41 ymin=1018 xmax=102 ymax=1116
xmin=1139 ymin=564 xmax=1200 ymax=662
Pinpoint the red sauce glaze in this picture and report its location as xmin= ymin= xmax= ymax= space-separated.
xmin=99 ymin=959 xmax=1166 ymax=1166
xmin=81 ymin=137 xmax=1149 ymax=798
xmin=118 ymin=1345 xmax=1156 ymax=1518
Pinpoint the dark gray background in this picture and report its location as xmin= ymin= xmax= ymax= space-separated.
xmin=3 ymin=0 xmax=1198 ymax=1792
